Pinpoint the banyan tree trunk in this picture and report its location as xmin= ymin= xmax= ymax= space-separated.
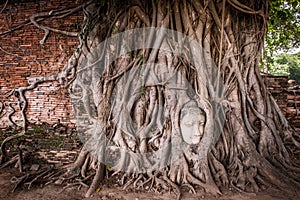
xmin=1 ymin=0 xmax=300 ymax=198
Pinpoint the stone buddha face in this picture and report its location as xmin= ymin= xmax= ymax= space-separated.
xmin=180 ymin=101 xmax=205 ymax=145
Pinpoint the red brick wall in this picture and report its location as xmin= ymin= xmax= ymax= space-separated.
xmin=264 ymin=75 xmax=300 ymax=128
xmin=0 ymin=0 xmax=82 ymax=128
xmin=286 ymin=90 xmax=300 ymax=128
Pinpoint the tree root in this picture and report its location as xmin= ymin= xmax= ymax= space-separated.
xmin=85 ymin=163 xmax=105 ymax=197
xmin=11 ymin=174 xmax=29 ymax=193
xmin=24 ymin=170 xmax=51 ymax=190
xmin=0 ymin=133 xmax=25 ymax=164
xmin=59 ymin=175 xmax=92 ymax=193
xmin=0 ymin=155 xmax=19 ymax=169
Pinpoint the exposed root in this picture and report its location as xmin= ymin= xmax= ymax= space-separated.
xmin=11 ymin=174 xmax=29 ymax=193
xmin=0 ymin=133 xmax=24 ymax=164
xmin=24 ymin=170 xmax=51 ymax=190
xmin=182 ymin=183 xmax=196 ymax=194
xmin=85 ymin=163 xmax=105 ymax=197
xmin=0 ymin=155 xmax=19 ymax=169
xmin=59 ymin=175 xmax=91 ymax=193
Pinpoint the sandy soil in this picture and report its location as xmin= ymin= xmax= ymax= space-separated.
xmin=0 ymin=167 xmax=297 ymax=200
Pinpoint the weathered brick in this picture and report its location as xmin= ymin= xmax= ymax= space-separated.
xmin=0 ymin=0 xmax=82 ymax=129
xmin=263 ymin=75 xmax=300 ymax=128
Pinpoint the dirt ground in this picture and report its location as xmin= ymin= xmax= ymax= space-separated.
xmin=0 ymin=167 xmax=297 ymax=200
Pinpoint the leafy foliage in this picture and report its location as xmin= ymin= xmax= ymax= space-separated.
xmin=264 ymin=1 xmax=300 ymax=76
xmin=270 ymin=52 xmax=300 ymax=84
xmin=267 ymin=0 xmax=300 ymax=54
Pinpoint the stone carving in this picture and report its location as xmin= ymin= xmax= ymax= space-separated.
xmin=180 ymin=100 xmax=205 ymax=145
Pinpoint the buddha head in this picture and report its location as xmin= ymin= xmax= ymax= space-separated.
xmin=180 ymin=100 xmax=205 ymax=145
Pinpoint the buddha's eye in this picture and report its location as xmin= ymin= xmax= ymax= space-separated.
xmin=183 ymin=120 xmax=196 ymax=126
xmin=190 ymin=109 xmax=200 ymax=115
xmin=184 ymin=123 xmax=193 ymax=127
xmin=199 ymin=122 xmax=205 ymax=126
xmin=181 ymin=110 xmax=187 ymax=116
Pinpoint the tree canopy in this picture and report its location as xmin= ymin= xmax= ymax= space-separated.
xmin=265 ymin=0 xmax=300 ymax=62
xmin=270 ymin=52 xmax=300 ymax=83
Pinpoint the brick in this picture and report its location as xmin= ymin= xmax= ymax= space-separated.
xmin=0 ymin=0 xmax=81 ymax=128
